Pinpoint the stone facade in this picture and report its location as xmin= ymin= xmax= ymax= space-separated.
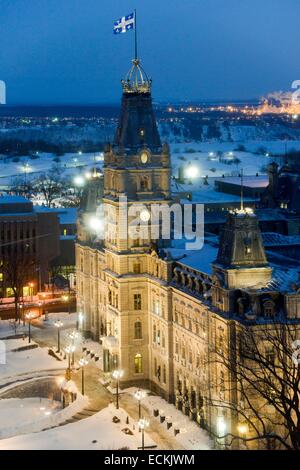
xmin=76 ymin=61 xmax=300 ymax=449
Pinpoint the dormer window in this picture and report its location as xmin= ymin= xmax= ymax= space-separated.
xmin=263 ymin=300 xmax=275 ymax=318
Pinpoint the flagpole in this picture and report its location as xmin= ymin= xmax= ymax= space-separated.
xmin=134 ymin=9 xmax=138 ymax=60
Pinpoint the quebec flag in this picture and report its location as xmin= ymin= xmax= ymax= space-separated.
xmin=113 ymin=13 xmax=135 ymax=34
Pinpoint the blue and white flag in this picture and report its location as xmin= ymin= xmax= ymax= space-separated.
xmin=113 ymin=13 xmax=135 ymax=34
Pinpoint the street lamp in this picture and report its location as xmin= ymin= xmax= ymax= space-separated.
xmin=54 ymin=320 xmax=63 ymax=353
xmin=112 ymin=369 xmax=124 ymax=409
xmin=25 ymin=311 xmax=36 ymax=343
xmin=138 ymin=418 xmax=149 ymax=450
xmin=62 ymin=294 xmax=70 ymax=315
xmin=28 ymin=282 xmax=34 ymax=302
xmin=65 ymin=344 xmax=75 ymax=372
xmin=79 ymin=357 xmax=88 ymax=395
xmin=68 ymin=330 xmax=79 ymax=364
xmin=134 ymin=389 xmax=146 ymax=420
xmin=77 ymin=312 xmax=84 ymax=331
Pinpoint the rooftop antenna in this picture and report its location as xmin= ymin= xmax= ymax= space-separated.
xmin=240 ymin=168 xmax=244 ymax=211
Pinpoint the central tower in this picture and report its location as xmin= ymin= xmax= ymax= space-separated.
xmin=102 ymin=58 xmax=171 ymax=385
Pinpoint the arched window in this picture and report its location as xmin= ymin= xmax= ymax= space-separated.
xmin=134 ymin=353 xmax=143 ymax=374
xmin=134 ymin=321 xmax=142 ymax=339
xmin=140 ymin=176 xmax=149 ymax=192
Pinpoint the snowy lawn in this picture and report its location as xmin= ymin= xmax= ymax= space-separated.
xmin=34 ymin=311 xmax=77 ymax=329
xmin=0 ymin=403 xmax=155 ymax=450
xmin=0 ymin=379 xmax=88 ymax=439
xmin=126 ymin=388 xmax=211 ymax=450
xmin=0 ymin=397 xmax=61 ymax=439
xmin=0 ymin=338 xmax=67 ymax=384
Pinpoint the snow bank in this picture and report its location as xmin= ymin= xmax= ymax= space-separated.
xmin=0 ymin=379 xmax=88 ymax=439
xmin=0 ymin=403 xmax=155 ymax=450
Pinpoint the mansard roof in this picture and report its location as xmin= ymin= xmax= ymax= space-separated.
xmin=215 ymin=208 xmax=269 ymax=269
xmin=114 ymin=59 xmax=161 ymax=153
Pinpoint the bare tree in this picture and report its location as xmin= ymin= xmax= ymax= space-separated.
xmin=209 ymin=320 xmax=300 ymax=450
xmin=10 ymin=175 xmax=34 ymax=199
xmin=1 ymin=241 xmax=36 ymax=321
xmin=32 ymin=164 xmax=66 ymax=207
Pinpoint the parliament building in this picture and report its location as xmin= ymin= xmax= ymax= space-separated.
xmin=76 ymin=59 xmax=300 ymax=449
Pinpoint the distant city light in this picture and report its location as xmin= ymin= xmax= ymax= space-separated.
xmin=85 ymin=171 xmax=92 ymax=179
xmin=292 ymin=114 xmax=298 ymax=120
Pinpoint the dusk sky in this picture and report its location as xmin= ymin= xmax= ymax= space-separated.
xmin=0 ymin=0 xmax=299 ymax=104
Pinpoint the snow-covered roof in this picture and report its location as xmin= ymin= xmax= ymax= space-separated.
xmin=215 ymin=175 xmax=269 ymax=188
xmin=167 ymin=236 xmax=219 ymax=275
xmin=262 ymin=232 xmax=300 ymax=246
xmin=34 ymin=206 xmax=77 ymax=225
xmin=0 ymin=195 xmax=30 ymax=204
xmin=172 ymin=179 xmax=257 ymax=204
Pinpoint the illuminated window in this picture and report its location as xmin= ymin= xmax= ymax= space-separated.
xmin=134 ymin=321 xmax=142 ymax=339
xmin=134 ymin=294 xmax=142 ymax=310
xmin=134 ymin=354 xmax=143 ymax=374
xmin=133 ymin=263 xmax=141 ymax=274
xmin=63 ymin=229 xmax=67 ymax=236
xmin=153 ymin=324 xmax=156 ymax=343
xmin=0 ymin=273 xmax=3 ymax=282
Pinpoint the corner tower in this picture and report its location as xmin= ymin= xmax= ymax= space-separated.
xmin=101 ymin=58 xmax=172 ymax=385
xmin=103 ymin=58 xmax=171 ymax=253
xmin=212 ymin=208 xmax=272 ymax=295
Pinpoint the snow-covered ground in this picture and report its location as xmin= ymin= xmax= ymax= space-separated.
xmin=125 ymin=388 xmax=211 ymax=450
xmin=0 ymin=138 xmax=297 ymax=192
xmin=0 ymin=337 xmax=67 ymax=385
xmin=34 ymin=311 xmax=78 ymax=329
xmin=0 ymin=403 xmax=154 ymax=450
xmin=0 ymin=151 xmax=104 ymax=187
xmin=0 ymin=379 xmax=88 ymax=440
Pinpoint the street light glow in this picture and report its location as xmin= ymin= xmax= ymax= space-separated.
xmin=217 ymin=416 xmax=226 ymax=436
xmin=134 ymin=389 xmax=146 ymax=401
xmin=79 ymin=357 xmax=89 ymax=367
xmin=88 ymin=216 xmax=103 ymax=233
xmin=112 ymin=369 xmax=124 ymax=380
xmin=74 ymin=175 xmax=85 ymax=187
xmin=54 ymin=320 xmax=63 ymax=329
xmin=138 ymin=418 xmax=149 ymax=430
xmin=185 ymin=165 xmax=199 ymax=179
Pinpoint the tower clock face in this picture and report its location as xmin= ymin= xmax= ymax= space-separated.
xmin=140 ymin=152 xmax=149 ymax=164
